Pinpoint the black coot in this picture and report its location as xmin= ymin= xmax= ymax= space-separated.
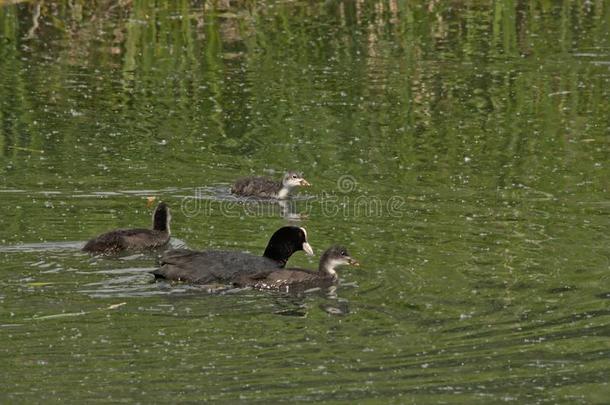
xmin=82 ymin=202 xmax=171 ymax=254
xmin=231 ymin=171 xmax=310 ymax=199
xmin=234 ymin=245 xmax=358 ymax=291
xmin=151 ymin=226 xmax=314 ymax=284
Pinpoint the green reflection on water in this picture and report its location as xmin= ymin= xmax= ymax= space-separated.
xmin=0 ymin=1 xmax=608 ymax=403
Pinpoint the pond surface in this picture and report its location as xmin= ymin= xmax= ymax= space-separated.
xmin=1 ymin=1 xmax=609 ymax=403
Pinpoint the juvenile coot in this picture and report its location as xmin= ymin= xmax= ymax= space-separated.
xmin=82 ymin=202 xmax=171 ymax=254
xmin=234 ymin=245 xmax=358 ymax=291
xmin=151 ymin=226 xmax=314 ymax=284
xmin=231 ymin=171 xmax=310 ymax=199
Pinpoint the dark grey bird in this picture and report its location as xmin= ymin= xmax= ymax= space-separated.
xmin=151 ymin=226 xmax=314 ymax=284
xmin=231 ymin=171 xmax=311 ymax=199
xmin=234 ymin=245 xmax=359 ymax=292
xmin=82 ymin=202 xmax=171 ymax=254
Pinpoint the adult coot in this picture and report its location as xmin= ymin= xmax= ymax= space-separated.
xmin=82 ymin=202 xmax=171 ymax=254
xmin=151 ymin=226 xmax=313 ymax=284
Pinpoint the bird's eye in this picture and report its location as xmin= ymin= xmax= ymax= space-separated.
xmin=292 ymin=175 xmax=297 ymax=179
xmin=341 ymin=251 xmax=346 ymax=256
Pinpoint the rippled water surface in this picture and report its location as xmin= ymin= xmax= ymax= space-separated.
xmin=1 ymin=1 xmax=609 ymax=403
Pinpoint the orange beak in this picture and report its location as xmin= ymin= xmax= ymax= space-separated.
xmin=349 ymin=258 xmax=360 ymax=267
xmin=300 ymin=179 xmax=311 ymax=187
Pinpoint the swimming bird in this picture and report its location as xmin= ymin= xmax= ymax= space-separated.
xmin=231 ymin=171 xmax=311 ymax=199
xmin=234 ymin=245 xmax=358 ymax=291
xmin=82 ymin=202 xmax=171 ymax=254
xmin=151 ymin=226 xmax=314 ymax=284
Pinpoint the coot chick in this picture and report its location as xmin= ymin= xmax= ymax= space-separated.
xmin=234 ymin=245 xmax=358 ymax=291
xmin=151 ymin=226 xmax=314 ymax=284
xmin=82 ymin=202 xmax=171 ymax=254
xmin=231 ymin=171 xmax=310 ymax=199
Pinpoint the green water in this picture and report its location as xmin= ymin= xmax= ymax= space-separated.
xmin=1 ymin=1 xmax=609 ymax=402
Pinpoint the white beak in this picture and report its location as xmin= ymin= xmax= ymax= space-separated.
xmin=302 ymin=242 xmax=314 ymax=256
